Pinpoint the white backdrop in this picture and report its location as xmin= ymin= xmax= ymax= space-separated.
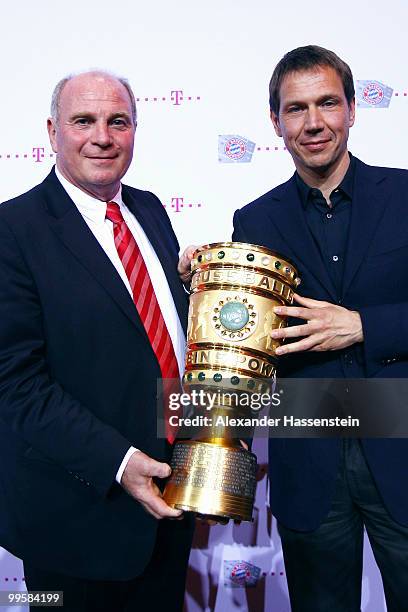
xmin=1 ymin=0 xmax=407 ymax=609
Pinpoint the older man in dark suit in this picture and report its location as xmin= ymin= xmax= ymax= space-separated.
xmin=0 ymin=70 xmax=193 ymax=611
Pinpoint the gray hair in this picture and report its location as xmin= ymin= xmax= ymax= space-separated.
xmin=50 ymin=70 xmax=137 ymax=125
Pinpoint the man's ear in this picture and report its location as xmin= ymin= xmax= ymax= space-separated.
xmin=47 ymin=117 xmax=58 ymax=153
xmin=270 ymin=110 xmax=282 ymax=137
xmin=348 ymin=97 xmax=356 ymax=128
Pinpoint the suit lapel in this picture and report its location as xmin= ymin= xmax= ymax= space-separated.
xmin=42 ymin=170 xmax=147 ymax=336
xmin=266 ymin=176 xmax=338 ymax=301
xmin=122 ymin=186 xmax=189 ymax=331
xmin=341 ymin=159 xmax=389 ymax=298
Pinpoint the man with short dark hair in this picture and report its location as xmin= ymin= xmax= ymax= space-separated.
xmin=0 ymin=70 xmax=193 ymax=611
xmin=233 ymin=45 xmax=408 ymax=611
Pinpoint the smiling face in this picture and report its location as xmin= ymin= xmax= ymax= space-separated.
xmin=271 ymin=65 xmax=355 ymax=182
xmin=47 ymin=72 xmax=135 ymax=201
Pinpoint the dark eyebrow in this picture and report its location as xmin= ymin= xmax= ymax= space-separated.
xmin=284 ymin=94 xmax=342 ymax=108
xmin=317 ymin=94 xmax=342 ymax=103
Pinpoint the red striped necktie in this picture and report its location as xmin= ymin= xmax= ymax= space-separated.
xmin=105 ymin=202 xmax=180 ymax=442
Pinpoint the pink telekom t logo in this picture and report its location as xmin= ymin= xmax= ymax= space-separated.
xmin=171 ymin=197 xmax=184 ymax=212
xmin=32 ymin=147 xmax=45 ymax=162
xmin=171 ymin=90 xmax=183 ymax=105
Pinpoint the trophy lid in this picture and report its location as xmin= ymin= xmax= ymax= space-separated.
xmin=191 ymin=241 xmax=300 ymax=288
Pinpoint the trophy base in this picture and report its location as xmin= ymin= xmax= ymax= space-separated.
xmin=163 ymin=440 xmax=257 ymax=522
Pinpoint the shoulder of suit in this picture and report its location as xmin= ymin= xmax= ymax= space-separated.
xmin=122 ymin=184 xmax=162 ymax=204
xmin=235 ymin=175 xmax=294 ymax=219
xmin=121 ymin=184 xmax=176 ymax=238
xmin=121 ymin=183 xmax=170 ymax=216
xmin=354 ymin=156 xmax=408 ymax=182
xmin=0 ymin=181 xmax=46 ymax=222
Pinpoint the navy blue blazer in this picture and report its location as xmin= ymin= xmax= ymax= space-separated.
xmin=0 ymin=168 xmax=189 ymax=578
xmin=233 ymin=156 xmax=408 ymax=530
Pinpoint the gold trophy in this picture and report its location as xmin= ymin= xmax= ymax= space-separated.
xmin=163 ymin=242 xmax=300 ymax=521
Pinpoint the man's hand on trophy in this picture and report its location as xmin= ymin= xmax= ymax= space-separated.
xmin=271 ymin=293 xmax=363 ymax=355
xmin=178 ymin=245 xmax=198 ymax=284
xmin=121 ymin=451 xmax=183 ymax=520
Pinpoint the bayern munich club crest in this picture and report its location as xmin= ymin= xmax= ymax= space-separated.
xmin=362 ymin=82 xmax=384 ymax=105
xmin=224 ymin=560 xmax=261 ymax=587
xmin=225 ymin=137 xmax=247 ymax=160
xmin=357 ymin=80 xmax=393 ymax=108
xmin=218 ymin=134 xmax=256 ymax=163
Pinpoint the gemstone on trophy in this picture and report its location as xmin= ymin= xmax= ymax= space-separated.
xmin=219 ymin=301 xmax=249 ymax=331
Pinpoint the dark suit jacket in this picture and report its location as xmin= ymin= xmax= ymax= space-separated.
xmin=233 ymin=156 xmax=408 ymax=531
xmin=0 ymin=168 xmax=189 ymax=579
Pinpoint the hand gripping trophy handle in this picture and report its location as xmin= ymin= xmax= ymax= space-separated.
xmin=163 ymin=242 xmax=300 ymax=522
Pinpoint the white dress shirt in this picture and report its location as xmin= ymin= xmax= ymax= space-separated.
xmin=55 ymin=168 xmax=186 ymax=482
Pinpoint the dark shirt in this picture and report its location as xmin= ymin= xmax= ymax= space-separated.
xmin=296 ymin=154 xmax=355 ymax=296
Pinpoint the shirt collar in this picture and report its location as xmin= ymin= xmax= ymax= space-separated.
xmin=296 ymin=152 xmax=355 ymax=209
xmin=54 ymin=166 xmax=123 ymax=224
